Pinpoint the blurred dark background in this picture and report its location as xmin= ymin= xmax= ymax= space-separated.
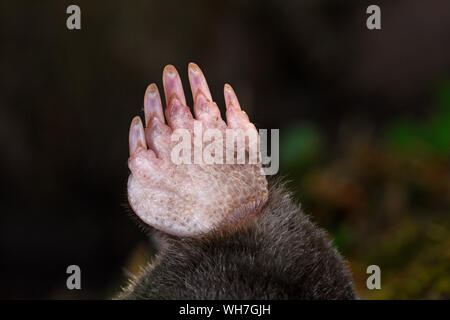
xmin=0 ymin=0 xmax=449 ymax=299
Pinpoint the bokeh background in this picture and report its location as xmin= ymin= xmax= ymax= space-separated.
xmin=1 ymin=0 xmax=449 ymax=299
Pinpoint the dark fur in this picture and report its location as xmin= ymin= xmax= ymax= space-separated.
xmin=118 ymin=179 xmax=356 ymax=299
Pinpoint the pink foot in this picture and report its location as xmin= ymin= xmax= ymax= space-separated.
xmin=127 ymin=63 xmax=268 ymax=237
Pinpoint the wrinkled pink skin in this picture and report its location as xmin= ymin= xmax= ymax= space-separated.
xmin=127 ymin=63 xmax=268 ymax=237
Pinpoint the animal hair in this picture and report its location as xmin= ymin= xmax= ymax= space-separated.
xmin=117 ymin=178 xmax=356 ymax=299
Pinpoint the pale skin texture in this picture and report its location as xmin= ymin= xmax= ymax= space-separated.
xmin=128 ymin=63 xmax=268 ymax=237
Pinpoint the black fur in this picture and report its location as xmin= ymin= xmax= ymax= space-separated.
xmin=118 ymin=179 xmax=356 ymax=299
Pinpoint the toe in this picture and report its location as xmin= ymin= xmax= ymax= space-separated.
xmin=165 ymin=97 xmax=194 ymax=131
xmin=129 ymin=116 xmax=147 ymax=156
xmin=162 ymin=65 xmax=194 ymax=131
xmin=145 ymin=116 xmax=173 ymax=159
xmin=224 ymin=84 xmax=253 ymax=130
xmin=188 ymin=63 xmax=225 ymax=128
xmin=144 ymin=83 xmax=165 ymax=126
xmin=194 ymin=92 xmax=225 ymax=129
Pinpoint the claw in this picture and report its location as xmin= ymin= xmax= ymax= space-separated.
xmin=224 ymin=83 xmax=242 ymax=111
xmin=129 ymin=116 xmax=147 ymax=156
xmin=162 ymin=65 xmax=187 ymax=108
xmin=188 ymin=62 xmax=212 ymax=102
xmin=144 ymin=83 xmax=165 ymax=126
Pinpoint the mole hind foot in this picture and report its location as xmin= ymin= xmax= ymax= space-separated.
xmin=127 ymin=63 xmax=268 ymax=237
